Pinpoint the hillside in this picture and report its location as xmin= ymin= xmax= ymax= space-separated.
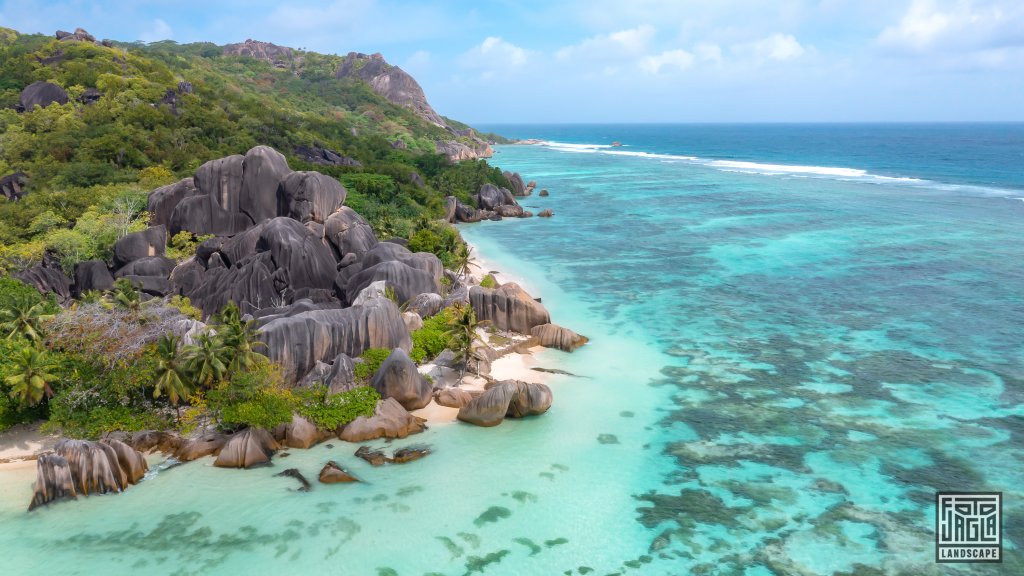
xmin=0 ymin=26 xmax=508 ymax=263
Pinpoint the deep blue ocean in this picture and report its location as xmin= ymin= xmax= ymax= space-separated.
xmin=0 ymin=124 xmax=1020 ymax=575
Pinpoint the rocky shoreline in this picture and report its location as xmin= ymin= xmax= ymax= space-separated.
xmin=2 ymin=146 xmax=585 ymax=511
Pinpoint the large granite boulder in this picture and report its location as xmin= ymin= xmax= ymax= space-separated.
xmin=256 ymin=217 xmax=337 ymax=290
xmin=324 ymin=206 xmax=378 ymax=259
xmin=14 ymin=266 xmax=72 ymax=304
xmin=336 ymin=51 xmax=447 ymax=128
xmin=283 ymin=414 xmax=322 ymax=449
xmin=214 ymin=428 xmax=279 ymax=468
xmin=1 ymin=171 xmax=29 ymax=201
xmin=102 ymin=439 xmax=148 ymax=485
xmin=278 ymin=171 xmax=346 ymax=224
xmin=360 ymin=242 xmax=443 ymax=282
xmin=469 ymin=283 xmax=551 ymax=334
xmin=344 ymin=260 xmax=439 ymax=306
xmin=240 ymin=145 xmax=292 ymax=225
xmin=128 ymin=430 xmax=184 ymax=455
xmin=324 ymin=354 xmax=358 ymax=394
xmin=28 ymin=454 xmax=77 ymax=511
xmin=20 ymin=81 xmax=69 ymax=111
xmin=434 ymin=387 xmax=474 ymax=409
xmin=457 ymin=380 xmax=553 ymax=427
xmin=72 ymin=260 xmax=114 ymax=296
xmin=258 ymin=297 xmax=411 ymax=382
xmin=370 ymin=348 xmax=432 ymax=411
xmin=293 ymin=145 xmax=362 ymax=167
xmin=406 ymin=292 xmax=443 ymax=318
xmin=115 ymin=256 xmax=175 ymax=278
xmin=530 ymin=323 xmax=589 ymax=352
xmin=174 ymin=433 xmax=227 ymax=461
xmin=476 ymin=183 xmax=513 ymax=210
xmin=53 ymin=439 xmax=147 ymax=496
xmin=113 ymin=226 xmax=166 ymax=269
xmin=338 ymin=397 xmax=426 ymax=442
xmin=503 ymin=171 xmax=527 ymax=196
xmin=147 ymin=178 xmax=198 ymax=229
xmin=319 ymin=461 xmax=359 ymax=483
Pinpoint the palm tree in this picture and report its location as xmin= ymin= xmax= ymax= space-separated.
xmin=450 ymin=245 xmax=475 ymax=281
xmin=184 ymin=332 xmax=228 ymax=389
xmin=106 ymin=278 xmax=142 ymax=312
xmin=5 ymin=346 xmax=59 ymax=407
xmin=153 ymin=334 xmax=190 ymax=408
xmin=0 ymin=300 xmax=53 ymax=342
xmin=445 ymin=303 xmax=483 ymax=377
xmin=212 ymin=302 xmax=264 ymax=375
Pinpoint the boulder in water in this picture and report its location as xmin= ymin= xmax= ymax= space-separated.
xmin=319 ymin=460 xmax=360 ymax=483
xmin=530 ymin=323 xmax=589 ymax=352
xmin=339 ymin=398 xmax=425 ymax=442
xmin=214 ymin=428 xmax=279 ymax=468
xmin=28 ymin=454 xmax=76 ymax=511
xmin=457 ymin=380 xmax=553 ymax=427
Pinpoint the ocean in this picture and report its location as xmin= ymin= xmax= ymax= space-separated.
xmin=1 ymin=123 xmax=1022 ymax=574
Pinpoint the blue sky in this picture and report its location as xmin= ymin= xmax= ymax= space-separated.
xmin=2 ymin=1 xmax=1023 ymax=123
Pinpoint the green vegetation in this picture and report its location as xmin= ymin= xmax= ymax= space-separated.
xmin=353 ymin=347 xmax=391 ymax=381
xmin=445 ymin=303 xmax=483 ymax=377
xmin=479 ymin=274 xmax=498 ymax=289
xmin=296 ymin=384 xmax=380 ymax=429
xmin=409 ymin=307 xmax=456 ymax=363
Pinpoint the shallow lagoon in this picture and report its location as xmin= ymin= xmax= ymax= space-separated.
xmin=2 ymin=127 xmax=1023 ymax=574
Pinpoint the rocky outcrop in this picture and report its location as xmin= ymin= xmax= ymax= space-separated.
xmin=539 ymin=189 xmax=549 ymax=197
xmin=435 ymin=140 xmax=493 ymax=162
xmin=319 ymin=461 xmax=359 ymax=483
xmin=457 ymin=380 xmax=553 ymax=427
xmin=214 ymin=428 xmax=279 ymax=468
xmin=19 ymin=81 xmax=69 ymax=111
xmin=28 ymin=454 xmax=77 ymax=511
xmin=115 ymin=256 xmax=175 ymax=279
xmin=325 ymin=206 xmax=378 ymax=259
xmin=294 ymin=145 xmax=362 ymax=167
xmin=73 ymin=260 xmax=115 ymax=295
xmin=1 ymin=171 xmax=29 ymax=201
xmin=530 ymin=324 xmax=589 ymax=352
xmin=278 ymin=171 xmax=346 ymax=224
xmin=344 ymin=260 xmax=440 ymax=306
xmin=354 ymin=446 xmax=388 ymax=466
xmin=283 ymin=414 xmax=322 ymax=449
xmin=370 ymin=348 xmax=432 ymax=411
xmin=223 ymin=39 xmax=294 ymax=68
xmin=469 ymin=283 xmax=551 ymax=334
xmin=56 ymin=28 xmax=96 ymax=42
xmin=538 ymin=209 xmax=553 ymax=218
xmin=390 ymin=445 xmax=431 ymax=464
xmin=147 ymin=178 xmax=197 ymax=229
xmin=406 ymin=292 xmax=443 ymax=318
xmin=336 ymin=52 xmax=446 ymax=128
xmin=174 ymin=433 xmax=227 ymax=461
xmin=14 ymin=266 xmax=72 ymax=304
xmin=44 ymin=439 xmax=148 ymax=499
xmin=338 ymin=398 xmax=425 ymax=442
xmin=258 ymin=297 xmax=411 ymax=382
xmin=113 ymin=226 xmax=167 ymax=269
xmin=503 ymin=172 xmax=527 ymax=196
xmin=324 ymin=354 xmax=357 ymax=393
xmin=435 ymin=387 xmax=474 ymax=409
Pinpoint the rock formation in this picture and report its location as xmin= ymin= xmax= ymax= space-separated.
xmin=457 ymin=380 xmax=553 ymax=427
xmin=19 ymin=81 xmax=69 ymax=111
xmin=339 ymin=398 xmax=425 ymax=442
xmin=282 ymin=414 xmax=322 ymax=449
xmin=223 ymin=39 xmax=295 ymax=68
xmin=28 ymin=454 xmax=77 ymax=511
xmin=434 ymin=387 xmax=474 ymax=409
xmin=530 ymin=324 xmax=589 ymax=352
xmin=370 ymin=348 xmax=432 ymax=411
xmin=1 ymin=171 xmax=29 ymax=201
xmin=14 ymin=266 xmax=72 ymax=305
xmin=469 ymin=282 xmax=551 ymax=334
xmin=214 ymin=428 xmax=279 ymax=468
xmin=319 ymin=461 xmax=360 ymax=483
xmin=113 ymin=226 xmax=167 ymax=269
xmin=293 ymin=145 xmax=362 ymax=167
xmin=336 ymin=52 xmax=446 ymax=128
xmin=28 ymin=438 xmax=150 ymax=510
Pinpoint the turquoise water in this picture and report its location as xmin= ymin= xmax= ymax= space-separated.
xmin=2 ymin=124 xmax=1023 ymax=574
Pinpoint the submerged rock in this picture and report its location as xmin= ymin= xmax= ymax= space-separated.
xmin=319 ymin=460 xmax=360 ymax=483
xmin=354 ymin=445 xmax=388 ymax=467
xmin=389 ymin=445 xmax=431 ymax=464
xmin=213 ymin=428 xmax=279 ymax=468
xmin=275 ymin=468 xmax=312 ymax=491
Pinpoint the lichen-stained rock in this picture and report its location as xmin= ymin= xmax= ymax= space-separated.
xmin=339 ymin=398 xmax=426 ymax=442
xmin=319 ymin=461 xmax=360 ymax=483
xmin=28 ymin=454 xmax=76 ymax=511
xmin=457 ymin=380 xmax=553 ymax=427
xmin=278 ymin=171 xmax=346 ymax=224
xmin=240 ymin=145 xmax=292 ymax=225
xmin=344 ymin=260 xmax=440 ymax=307
xmin=20 ymin=81 xmax=68 ymax=111
xmin=214 ymin=428 xmax=279 ymax=468
xmin=359 ymin=242 xmax=443 ymax=282
xmin=283 ymin=414 xmax=322 ymax=449
xmin=530 ymin=323 xmax=589 ymax=352
xmin=147 ymin=178 xmax=198 ymax=229
xmin=14 ymin=266 xmax=72 ymax=304
xmin=101 ymin=438 xmax=149 ymax=484
xmin=370 ymin=348 xmax=432 ymax=411
xmin=469 ymin=283 xmax=551 ymax=334
xmin=112 ymin=225 xmax=167 ymax=269
xmin=325 ymin=206 xmax=378 ymax=259
xmin=114 ymin=256 xmax=175 ymax=279
xmin=259 ymin=297 xmax=411 ymax=382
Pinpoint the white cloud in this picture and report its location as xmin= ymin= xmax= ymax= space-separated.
xmin=878 ymin=0 xmax=1024 ymax=55
xmin=555 ymin=24 xmax=655 ymax=62
xmin=640 ymin=49 xmax=694 ymax=74
xmin=460 ymin=36 xmax=530 ymax=69
xmin=695 ymin=42 xmax=723 ymax=64
xmin=139 ymin=18 xmax=173 ymax=43
xmin=734 ymin=33 xmax=806 ymax=62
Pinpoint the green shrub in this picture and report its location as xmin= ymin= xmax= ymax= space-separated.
xmin=479 ymin=274 xmax=498 ymax=289
xmin=168 ymin=295 xmax=202 ymax=320
xmin=218 ymin=387 xmax=294 ymax=430
xmin=296 ymin=384 xmax=380 ymax=429
xmin=409 ymin=307 xmax=455 ymax=363
xmin=353 ymin=347 xmax=391 ymax=380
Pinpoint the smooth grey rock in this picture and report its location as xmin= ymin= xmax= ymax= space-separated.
xmin=344 ymin=260 xmax=440 ymax=307
xmin=351 ymin=280 xmax=388 ymax=307
xmin=20 ymin=81 xmax=68 ymax=111
xmin=147 ymin=178 xmax=198 ymax=229
xmin=531 ymin=323 xmax=589 ymax=352
xmin=360 ymin=242 xmax=443 ymax=282
xmin=469 ymin=282 xmax=551 ymax=334
xmin=240 ymin=145 xmax=292 ymax=225
xmin=402 ymin=311 xmax=423 ymax=332
xmin=325 ymin=206 xmax=378 ymax=259
xmin=14 ymin=266 xmax=72 ymax=304
xmin=370 ymin=348 xmax=432 ymax=410
xmin=406 ymin=292 xmax=443 ymax=318
xmin=457 ymin=380 xmax=552 ymax=427
xmin=277 ymin=171 xmax=346 ymax=224
xmin=114 ymin=256 xmax=175 ymax=279
xmin=338 ymin=398 xmax=425 ymax=442
xmin=112 ymin=226 xmax=166 ymax=269
xmin=325 ymin=353 xmax=357 ymax=394
xmin=73 ymin=260 xmax=115 ymax=295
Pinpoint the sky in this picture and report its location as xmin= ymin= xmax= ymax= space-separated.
xmin=1 ymin=0 xmax=1023 ymax=123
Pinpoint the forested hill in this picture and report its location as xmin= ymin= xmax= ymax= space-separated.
xmin=0 ymin=27 xmax=510 ymax=268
